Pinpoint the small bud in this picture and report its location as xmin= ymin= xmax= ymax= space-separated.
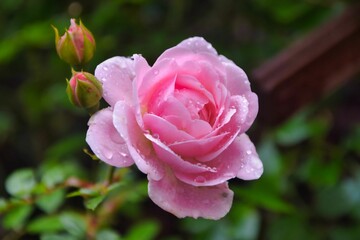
xmin=53 ymin=19 xmax=96 ymax=66
xmin=66 ymin=70 xmax=102 ymax=110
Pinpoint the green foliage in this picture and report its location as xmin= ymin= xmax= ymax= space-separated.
xmin=1 ymin=0 xmax=358 ymax=239
xmin=5 ymin=168 xmax=37 ymax=198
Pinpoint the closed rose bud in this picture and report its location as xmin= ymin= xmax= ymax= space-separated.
xmin=66 ymin=70 xmax=102 ymax=110
xmin=53 ymin=19 xmax=96 ymax=66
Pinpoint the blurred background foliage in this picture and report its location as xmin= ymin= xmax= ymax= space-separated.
xmin=1 ymin=0 xmax=360 ymax=239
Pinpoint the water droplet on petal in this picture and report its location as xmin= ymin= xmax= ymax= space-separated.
xmin=103 ymin=66 xmax=108 ymax=71
xmin=246 ymin=150 xmax=252 ymax=155
xmin=194 ymin=176 xmax=206 ymax=183
xmin=120 ymin=152 xmax=128 ymax=158
xmin=154 ymin=70 xmax=159 ymax=75
xmin=103 ymin=149 xmax=113 ymax=160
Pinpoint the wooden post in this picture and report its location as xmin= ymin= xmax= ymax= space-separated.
xmin=252 ymin=3 xmax=360 ymax=125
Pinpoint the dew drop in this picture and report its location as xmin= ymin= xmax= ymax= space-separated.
xmin=103 ymin=66 xmax=108 ymax=71
xmin=103 ymin=150 xmax=113 ymax=160
xmin=194 ymin=176 xmax=206 ymax=183
xmin=120 ymin=152 xmax=128 ymax=158
xmin=101 ymin=77 xmax=106 ymax=82
xmin=246 ymin=150 xmax=252 ymax=155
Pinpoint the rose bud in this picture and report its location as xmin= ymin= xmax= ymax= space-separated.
xmin=53 ymin=18 xmax=96 ymax=66
xmin=66 ymin=70 xmax=102 ymax=110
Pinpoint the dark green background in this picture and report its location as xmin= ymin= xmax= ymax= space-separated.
xmin=1 ymin=0 xmax=360 ymax=239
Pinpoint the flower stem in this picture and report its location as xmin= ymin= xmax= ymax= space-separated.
xmin=107 ymin=166 xmax=116 ymax=185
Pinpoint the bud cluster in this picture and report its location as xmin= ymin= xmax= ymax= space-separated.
xmin=53 ymin=19 xmax=102 ymax=113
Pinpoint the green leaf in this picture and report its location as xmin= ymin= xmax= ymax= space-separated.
xmin=124 ymin=220 xmax=160 ymax=240
xmin=0 ymin=198 xmax=8 ymax=212
xmin=5 ymin=168 xmax=37 ymax=197
xmin=96 ymin=229 xmax=122 ymax=240
xmin=41 ymin=233 xmax=79 ymax=240
xmin=84 ymin=194 xmax=106 ymax=211
xmin=234 ymin=185 xmax=294 ymax=213
xmin=275 ymin=112 xmax=310 ymax=146
xmin=36 ymin=189 xmax=66 ymax=213
xmin=60 ymin=212 xmax=86 ymax=238
xmin=2 ymin=205 xmax=33 ymax=230
xmin=27 ymin=215 xmax=63 ymax=233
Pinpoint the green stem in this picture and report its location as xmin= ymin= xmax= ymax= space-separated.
xmin=107 ymin=166 xmax=116 ymax=185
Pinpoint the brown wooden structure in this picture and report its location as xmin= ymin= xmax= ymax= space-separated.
xmin=252 ymin=3 xmax=360 ymax=125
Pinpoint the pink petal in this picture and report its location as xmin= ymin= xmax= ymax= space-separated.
xmin=196 ymin=96 xmax=245 ymax=162
xmin=112 ymin=101 xmax=165 ymax=181
xmin=143 ymin=113 xmax=194 ymax=144
xmin=145 ymin=134 xmax=213 ymax=174
xmin=177 ymin=37 xmax=218 ymax=55
xmin=133 ymin=54 xmax=151 ymax=89
xmin=241 ymin=92 xmax=259 ymax=133
xmin=174 ymin=134 xmax=263 ymax=186
xmin=95 ymin=57 xmax=135 ymax=107
xmin=86 ymin=108 xmax=134 ymax=167
xmin=236 ymin=134 xmax=263 ymax=180
xmin=220 ymin=55 xmax=252 ymax=96
xmin=155 ymin=39 xmax=226 ymax=79
xmin=148 ymin=170 xmax=233 ymax=219
xmin=137 ymin=58 xmax=178 ymax=107
xmin=168 ymin=132 xmax=228 ymax=158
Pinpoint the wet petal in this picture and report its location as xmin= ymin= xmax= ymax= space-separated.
xmin=236 ymin=134 xmax=263 ymax=180
xmin=95 ymin=57 xmax=135 ymax=107
xmin=174 ymin=134 xmax=263 ymax=186
xmin=148 ymin=170 xmax=233 ymax=219
xmin=220 ymin=55 xmax=251 ymax=96
xmin=113 ymin=101 xmax=165 ymax=181
xmin=86 ymin=108 xmax=134 ymax=167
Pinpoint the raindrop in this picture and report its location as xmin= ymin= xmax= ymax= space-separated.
xmin=103 ymin=150 xmax=113 ymax=160
xmin=194 ymin=176 xmax=206 ymax=183
xmin=246 ymin=150 xmax=252 ymax=155
xmin=120 ymin=152 xmax=128 ymax=158
xmin=103 ymin=66 xmax=108 ymax=71
xmin=101 ymin=77 xmax=106 ymax=82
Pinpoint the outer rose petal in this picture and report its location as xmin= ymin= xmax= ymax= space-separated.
xmin=113 ymin=101 xmax=165 ymax=181
xmin=174 ymin=134 xmax=263 ymax=186
xmin=86 ymin=108 xmax=134 ymax=167
xmin=95 ymin=57 xmax=135 ymax=107
xmin=148 ymin=170 xmax=233 ymax=219
xmin=220 ymin=55 xmax=251 ymax=96
xmin=236 ymin=134 xmax=263 ymax=180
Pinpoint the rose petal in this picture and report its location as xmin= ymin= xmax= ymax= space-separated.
xmin=148 ymin=170 xmax=233 ymax=219
xmin=86 ymin=108 xmax=134 ymax=167
xmin=155 ymin=38 xmax=226 ymax=78
xmin=236 ymin=134 xmax=263 ymax=180
xmin=95 ymin=57 xmax=135 ymax=107
xmin=241 ymin=92 xmax=259 ymax=133
xmin=138 ymin=58 xmax=178 ymax=107
xmin=113 ymin=101 xmax=165 ymax=181
xmin=220 ymin=55 xmax=252 ymax=96
xmin=168 ymin=132 xmax=228 ymax=158
xmin=174 ymin=134 xmax=263 ymax=186
xmin=196 ymin=96 xmax=245 ymax=162
xmin=145 ymin=134 xmax=212 ymax=174
xmin=143 ymin=113 xmax=194 ymax=144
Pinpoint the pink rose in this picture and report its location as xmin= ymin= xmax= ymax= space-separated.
xmin=86 ymin=37 xmax=263 ymax=219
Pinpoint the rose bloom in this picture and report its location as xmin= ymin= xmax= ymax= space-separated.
xmin=86 ymin=37 xmax=263 ymax=219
